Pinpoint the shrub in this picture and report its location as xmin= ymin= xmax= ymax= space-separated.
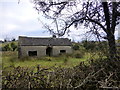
xmin=82 ymin=40 xmax=96 ymax=51
xmin=63 ymin=57 xmax=68 ymax=64
xmin=2 ymin=44 xmax=11 ymax=51
xmin=2 ymin=42 xmax=18 ymax=51
xmin=73 ymin=50 xmax=85 ymax=58
xmin=10 ymin=42 xmax=17 ymax=51
xmin=2 ymin=57 xmax=120 ymax=89
xmin=72 ymin=44 xmax=80 ymax=50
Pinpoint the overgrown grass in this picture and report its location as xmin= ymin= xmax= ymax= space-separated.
xmin=2 ymin=49 xmax=107 ymax=72
xmin=2 ymin=41 xmax=120 ymax=89
xmin=2 ymin=51 xmax=88 ymax=70
xmin=2 ymin=56 xmax=120 ymax=89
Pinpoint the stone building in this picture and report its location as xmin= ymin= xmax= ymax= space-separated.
xmin=18 ymin=36 xmax=72 ymax=58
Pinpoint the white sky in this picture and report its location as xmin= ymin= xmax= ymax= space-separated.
xmin=0 ymin=0 xmax=51 ymax=41
xmin=0 ymin=0 xmax=119 ymax=41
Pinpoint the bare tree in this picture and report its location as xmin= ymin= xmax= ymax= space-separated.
xmin=33 ymin=0 xmax=120 ymax=59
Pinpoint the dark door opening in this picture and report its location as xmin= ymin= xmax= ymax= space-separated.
xmin=46 ymin=47 xmax=52 ymax=56
xmin=28 ymin=51 xmax=37 ymax=56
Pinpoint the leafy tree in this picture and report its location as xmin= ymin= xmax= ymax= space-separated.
xmin=82 ymin=40 xmax=95 ymax=51
xmin=10 ymin=42 xmax=17 ymax=51
xmin=3 ymin=44 xmax=11 ymax=51
xmin=33 ymin=0 xmax=120 ymax=59
xmin=12 ymin=38 xmax=16 ymax=41
xmin=4 ymin=39 xmax=7 ymax=43
xmin=72 ymin=44 xmax=80 ymax=50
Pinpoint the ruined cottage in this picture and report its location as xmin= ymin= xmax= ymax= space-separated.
xmin=18 ymin=36 xmax=72 ymax=58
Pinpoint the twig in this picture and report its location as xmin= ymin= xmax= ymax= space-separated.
xmin=74 ymin=68 xmax=104 ymax=88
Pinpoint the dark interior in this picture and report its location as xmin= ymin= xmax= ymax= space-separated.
xmin=28 ymin=51 xmax=37 ymax=56
xmin=46 ymin=47 xmax=52 ymax=56
xmin=60 ymin=50 xmax=66 ymax=53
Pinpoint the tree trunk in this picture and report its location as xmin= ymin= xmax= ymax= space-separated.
xmin=107 ymin=32 xmax=117 ymax=60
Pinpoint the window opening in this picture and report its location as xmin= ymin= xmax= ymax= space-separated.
xmin=28 ymin=51 xmax=37 ymax=56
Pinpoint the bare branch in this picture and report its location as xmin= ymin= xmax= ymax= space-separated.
xmin=85 ymin=17 xmax=107 ymax=33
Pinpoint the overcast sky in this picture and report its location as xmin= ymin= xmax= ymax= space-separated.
xmin=0 ymin=0 xmax=51 ymax=40
xmin=0 ymin=0 xmax=119 ymax=41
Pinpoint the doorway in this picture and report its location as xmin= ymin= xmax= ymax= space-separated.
xmin=46 ymin=47 xmax=52 ymax=56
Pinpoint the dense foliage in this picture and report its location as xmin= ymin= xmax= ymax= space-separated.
xmin=2 ymin=40 xmax=120 ymax=89
xmin=2 ymin=42 xmax=18 ymax=51
xmin=2 ymin=57 xmax=120 ymax=89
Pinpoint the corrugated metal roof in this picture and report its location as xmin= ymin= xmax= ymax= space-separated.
xmin=19 ymin=36 xmax=72 ymax=46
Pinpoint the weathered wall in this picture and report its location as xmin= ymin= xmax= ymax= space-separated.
xmin=52 ymin=46 xmax=72 ymax=56
xmin=19 ymin=46 xmax=72 ymax=58
xmin=20 ymin=46 xmax=47 ymax=58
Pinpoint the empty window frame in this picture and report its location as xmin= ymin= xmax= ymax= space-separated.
xmin=60 ymin=50 xmax=66 ymax=53
xmin=28 ymin=51 xmax=37 ymax=56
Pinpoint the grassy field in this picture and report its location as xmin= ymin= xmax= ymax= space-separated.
xmin=1 ymin=41 xmax=108 ymax=70
xmin=2 ymin=49 xmax=106 ymax=69
xmin=2 ymin=51 xmax=91 ymax=70
xmin=2 ymin=41 xmax=120 ymax=89
xmin=1 ymin=41 xmax=103 ymax=73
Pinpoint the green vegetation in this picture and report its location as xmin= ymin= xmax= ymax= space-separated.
xmin=2 ymin=55 xmax=120 ymax=89
xmin=2 ymin=51 xmax=87 ymax=69
xmin=2 ymin=41 xmax=109 ymax=69
xmin=1 ymin=41 xmax=18 ymax=51
xmin=2 ymin=41 xmax=120 ymax=89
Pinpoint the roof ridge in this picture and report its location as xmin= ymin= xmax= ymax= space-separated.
xmin=19 ymin=36 xmax=72 ymax=46
xmin=19 ymin=36 xmax=69 ymax=39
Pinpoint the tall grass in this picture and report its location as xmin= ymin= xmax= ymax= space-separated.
xmin=2 ymin=51 xmax=88 ymax=70
xmin=2 ymin=48 xmax=108 ymax=71
xmin=2 ymin=57 xmax=120 ymax=89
